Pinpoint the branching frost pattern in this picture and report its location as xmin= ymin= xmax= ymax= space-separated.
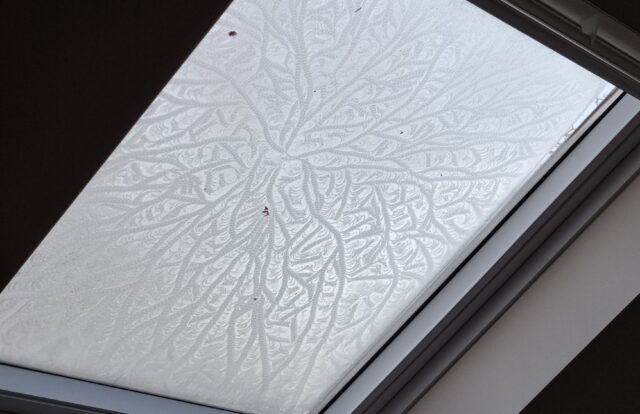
xmin=0 ymin=0 xmax=611 ymax=412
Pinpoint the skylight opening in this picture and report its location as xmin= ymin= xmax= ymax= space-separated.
xmin=0 ymin=0 xmax=613 ymax=413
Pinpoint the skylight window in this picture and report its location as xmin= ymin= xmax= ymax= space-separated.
xmin=0 ymin=0 xmax=612 ymax=413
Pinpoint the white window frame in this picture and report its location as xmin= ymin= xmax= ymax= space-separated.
xmin=326 ymin=89 xmax=640 ymax=414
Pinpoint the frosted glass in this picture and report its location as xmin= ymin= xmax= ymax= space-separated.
xmin=0 ymin=0 xmax=612 ymax=413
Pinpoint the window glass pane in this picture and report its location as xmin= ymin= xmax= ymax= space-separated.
xmin=0 ymin=0 xmax=612 ymax=412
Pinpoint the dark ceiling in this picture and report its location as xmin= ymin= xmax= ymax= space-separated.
xmin=522 ymin=293 xmax=640 ymax=414
xmin=589 ymin=0 xmax=640 ymax=34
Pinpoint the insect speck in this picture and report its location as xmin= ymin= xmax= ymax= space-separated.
xmin=262 ymin=206 xmax=269 ymax=216
xmin=355 ymin=7 xmax=362 ymax=13
xmin=228 ymin=31 xmax=237 ymax=37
